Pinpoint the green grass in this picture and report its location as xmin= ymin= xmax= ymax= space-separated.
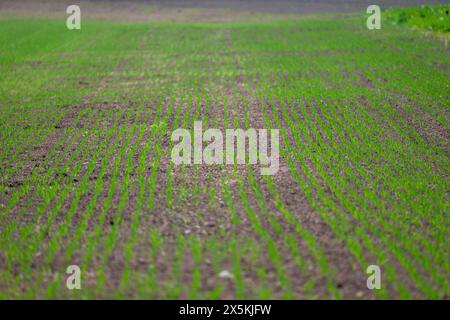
xmin=0 ymin=6 xmax=449 ymax=299
xmin=385 ymin=5 xmax=450 ymax=33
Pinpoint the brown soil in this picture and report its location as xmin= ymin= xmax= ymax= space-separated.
xmin=1 ymin=0 xmax=448 ymax=22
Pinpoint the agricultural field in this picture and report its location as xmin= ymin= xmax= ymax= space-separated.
xmin=0 ymin=1 xmax=449 ymax=300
